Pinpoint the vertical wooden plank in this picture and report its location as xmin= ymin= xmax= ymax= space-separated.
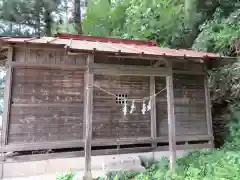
xmin=2 ymin=47 xmax=13 ymax=146
xmin=83 ymin=54 xmax=94 ymax=180
xmin=150 ymin=76 xmax=157 ymax=145
xmin=204 ymin=75 xmax=214 ymax=146
xmin=166 ymin=62 xmax=176 ymax=169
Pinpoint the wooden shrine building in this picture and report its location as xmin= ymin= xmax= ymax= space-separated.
xmin=0 ymin=34 xmax=234 ymax=178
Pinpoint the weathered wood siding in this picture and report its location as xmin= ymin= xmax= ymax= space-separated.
xmin=93 ymin=75 xmax=151 ymax=139
xmin=7 ymin=48 xmax=86 ymax=144
xmin=172 ymin=61 xmax=204 ymax=72
xmin=5 ymin=48 xmax=210 ymax=150
xmin=174 ymin=74 xmax=207 ymax=136
xmin=155 ymin=77 xmax=167 ymax=137
xmin=94 ymin=55 xmax=151 ymax=66
xmin=156 ymin=74 xmax=207 ymax=137
xmin=14 ymin=48 xmax=86 ymax=65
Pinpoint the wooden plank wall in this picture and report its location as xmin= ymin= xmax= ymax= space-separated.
xmin=155 ymin=77 xmax=168 ymax=137
xmin=92 ymin=75 xmax=151 ymax=139
xmin=7 ymin=48 xmax=86 ymax=144
xmin=4 ymin=49 xmax=210 ymax=152
xmin=173 ymin=74 xmax=207 ymax=136
xmin=156 ymin=61 xmax=208 ymax=137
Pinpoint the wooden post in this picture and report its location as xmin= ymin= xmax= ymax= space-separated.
xmin=1 ymin=47 xmax=13 ymax=147
xmin=166 ymin=64 xmax=176 ymax=169
xmin=0 ymin=47 xmax=13 ymax=179
xmin=83 ymin=54 xmax=94 ymax=180
xmin=204 ymin=75 xmax=214 ymax=146
xmin=150 ymin=76 xmax=157 ymax=146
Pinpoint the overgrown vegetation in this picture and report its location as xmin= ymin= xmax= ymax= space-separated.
xmin=57 ymin=104 xmax=240 ymax=180
xmin=92 ymin=104 xmax=240 ymax=180
xmin=56 ymin=169 xmax=76 ymax=180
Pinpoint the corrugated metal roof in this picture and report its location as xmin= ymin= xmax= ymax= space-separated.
xmin=0 ymin=35 xmax=219 ymax=58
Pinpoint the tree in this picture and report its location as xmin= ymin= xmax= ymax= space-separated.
xmin=0 ymin=0 xmax=61 ymax=36
xmin=74 ymin=0 xmax=82 ymax=34
xmin=180 ymin=0 xmax=220 ymax=48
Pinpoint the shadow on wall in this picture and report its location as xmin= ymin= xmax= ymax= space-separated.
xmin=212 ymin=102 xmax=230 ymax=148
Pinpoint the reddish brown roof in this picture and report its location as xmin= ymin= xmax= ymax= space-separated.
xmin=0 ymin=34 xmax=220 ymax=58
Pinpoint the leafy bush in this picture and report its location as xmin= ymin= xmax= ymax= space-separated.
xmin=96 ymin=103 xmax=240 ymax=180
xmin=58 ymin=103 xmax=240 ymax=180
xmin=102 ymin=148 xmax=240 ymax=180
xmin=56 ymin=169 xmax=75 ymax=180
xmin=57 ymin=105 xmax=240 ymax=180
xmin=193 ymin=6 xmax=240 ymax=54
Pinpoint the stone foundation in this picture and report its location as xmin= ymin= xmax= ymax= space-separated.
xmin=2 ymin=150 xmax=188 ymax=179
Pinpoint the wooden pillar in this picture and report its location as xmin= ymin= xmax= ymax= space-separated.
xmin=1 ymin=47 xmax=13 ymax=147
xmin=83 ymin=54 xmax=94 ymax=180
xmin=166 ymin=64 xmax=176 ymax=169
xmin=204 ymin=75 xmax=214 ymax=146
xmin=150 ymin=76 xmax=157 ymax=145
xmin=0 ymin=47 xmax=13 ymax=179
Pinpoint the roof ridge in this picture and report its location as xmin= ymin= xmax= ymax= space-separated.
xmin=55 ymin=33 xmax=157 ymax=46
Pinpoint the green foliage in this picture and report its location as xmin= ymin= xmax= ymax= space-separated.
xmin=209 ymin=61 xmax=240 ymax=104
xmin=100 ymin=148 xmax=240 ymax=180
xmin=224 ymin=104 xmax=240 ymax=150
xmin=93 ymin=103 xmax=240 ymax=180
xmin=56 ymin=169 xmax=75 ymax=180
xmin=123 ymin=0 xmax=184 ymax=46
xmin=100 ymin=149 xmax=240 ymax=180
xmin=82 ymin=0 xmax=129 ymax=37
xmin=83 ymin=0 xmax=184 ymax=47
xmin=193 ymin=3 xmax=240 ymax=54
xmin=82 ymin=0 xmax=112 ymax=36
xmin=0 ymin=0 xmax=61 ymax=36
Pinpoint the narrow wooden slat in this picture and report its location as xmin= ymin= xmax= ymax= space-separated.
xmin=92 ymin=137 xmax=152 ymax=146
xmin=156 ymin=135 xmax=213 ymax=142
xmin=1 ymin=140 xmax=84 ymax=153
xmin=4 ymin=142 xmax=212 ymax=163
xmin=9 ymin=61 xmax=86 ymax=70
xmin=166 ymin=63 xmax=177 ymax=169
xmin=12 ymin=103 xmax=83 ymax=108
xmin=91 ymin=135 xmax=213 ymax=146
xmin=204 ymin=75 xmax=214 ymax=146
xmin=84 ymin=55 xmax=94 ymax=179
xmin=93 ymin=63 xmax=170 ymax=76
xmin=150 ymin=76 xmax=157 ymax=143
xmin=173 ymin=70 xmax=205 ymax=75
xmin=2 ymin=47 xmax=13 ymax=146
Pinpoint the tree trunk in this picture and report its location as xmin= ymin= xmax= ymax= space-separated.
xmin=44 ymin=10 xmax=52 ymax=36
xmin=74 ymin=0 xmax=82 ymax=35
xmin=34 ymin=1 xmax=41 ymax=37
xmin=8 ymin=23 xmax=13 ymax=34
xmin=180 ymin=0 xmax=219 ymax=48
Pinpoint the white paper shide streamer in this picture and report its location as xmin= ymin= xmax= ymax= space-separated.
xmin=147 ymin=99 xmax=151 ymax=111
xmin=130 ymin=100 xmax=136 ymax=114
xmin=122 ymin=99 xmax=128 ymax=116
xmin=92 ymin=83 xmax=166 ymax=116
xmin=141 ymin=100 xmax=146 ymax=115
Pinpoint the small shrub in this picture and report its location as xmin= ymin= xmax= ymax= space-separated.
xmin=56 ymin=169 xmax=75 ymax=180
xmin=61 ymin=103 xmax=240 ymax=180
